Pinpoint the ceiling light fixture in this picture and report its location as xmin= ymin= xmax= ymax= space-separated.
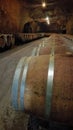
xmin=46 ymin=16 xmax=50 ymax=24
xmin=42 ymin=1 xmax=46 ymax=8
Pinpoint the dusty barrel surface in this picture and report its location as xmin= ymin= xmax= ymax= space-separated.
xmin=12 ymin=55 xmax=73 ymax=125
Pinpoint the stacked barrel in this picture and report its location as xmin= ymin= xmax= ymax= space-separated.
xmin=0 ymin=34 xmax=15 ymax=51
xmin=0 ymin=33 xmax=44 ymax=51
xmin=11 ymin=34 xmax=73 ymax=126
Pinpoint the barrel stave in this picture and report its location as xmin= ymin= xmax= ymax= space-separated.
xmin=24 ymin=55 xmax=50 ymax=117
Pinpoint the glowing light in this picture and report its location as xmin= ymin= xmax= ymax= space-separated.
xmin=45 ymin=16 xmax=50 ymax=24
xmin=46 ymin=16 xmax=49 ymax=21
xmin=42 ymin=2 xmax=46 ymax=7
xmin=47 ymin=20 xmax=50 ymax=24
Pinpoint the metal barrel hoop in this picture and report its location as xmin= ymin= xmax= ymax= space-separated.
xmin=45 ymin=47 xmax=54 ymax=118
xmin=11 ymin=57 xmax=27 ymax=110
xmin=20 ymin=57 xmax=32 ymax=110
xmin=36 ymin=44 xmax=42 ymax=56
xmin=31 ymin=47 xmax=37 ymax=56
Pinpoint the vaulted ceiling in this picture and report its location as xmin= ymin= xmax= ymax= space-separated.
xmin=20 ymin=0 xmax=73 ymax=22
xmin=21 ymin=0 xmax=73 ymax=33
xmin=22 ymin=0 xmax=73 ymax=14
xmin=0 ymin=0 xmax=73 ymax=33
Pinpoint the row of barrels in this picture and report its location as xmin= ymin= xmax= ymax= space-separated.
xmin=15 ymin=33 xmax=44 ymax=45
xmin=0 ymin=33 xmax=45 ymax=52
xmin=11 ymin=34 xmax=73 ymax=126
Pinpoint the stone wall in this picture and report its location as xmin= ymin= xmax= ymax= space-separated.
xmin=0 ymin=0 xmax=31 ymax=33
xmin=0 ymin=0 xmax=20 ymax=33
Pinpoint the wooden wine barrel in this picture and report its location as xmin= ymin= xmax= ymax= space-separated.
xmin=6 ymin=34 xmax=15 ymax=48
xmin=32 ymin=43 xmax=71 ymax=56
xmin=7 ymin=35 xmax=12 ymax=48
xmin=31 ymin=34 xmax=73 ymax=56
xmin=12 ymin=55 xmax=73 ymax=125
xmin=0 ymin=36 xmax=6 ymax=51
